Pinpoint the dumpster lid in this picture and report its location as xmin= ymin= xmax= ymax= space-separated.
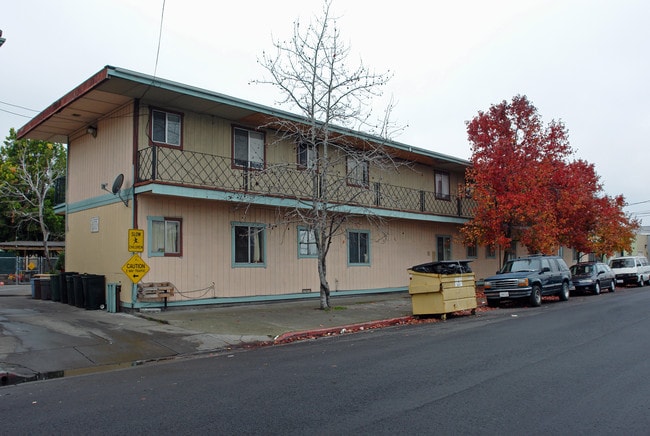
xmin=409 ymin=260 xmax=473 ymax=274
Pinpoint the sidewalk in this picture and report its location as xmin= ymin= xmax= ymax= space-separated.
xmin=0 ymin=285 xmax=418 ymax=385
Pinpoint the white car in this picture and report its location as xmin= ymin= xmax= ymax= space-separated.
xmin=608 ymin=256 xmax=650 ymax=287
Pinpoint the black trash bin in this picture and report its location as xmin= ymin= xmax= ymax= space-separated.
xmin=40 ymin=277 xmax=52 ymax=300
xmin=59 ymin=272 xmax=77 ymax=304
xmin=73 ymin=275 xmax=85 ymax=308
xmin=82 ymin=275 xmax=106 ymax=310
xmin=66 ymin=274 xmax=78 ymax=306
xmin=31 ymin=278 xmax=41 ymax=299
xmin=51 ymin=274 xmax=61 ymax=302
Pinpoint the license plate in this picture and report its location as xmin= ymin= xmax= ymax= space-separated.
xmin=616 ymin=280 xmax=624 ymax=284
xmin=499 ymin=291 xmax=509 ymax=297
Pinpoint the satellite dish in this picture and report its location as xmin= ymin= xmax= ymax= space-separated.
xmin=111 ymin=174 xmax=124 ymax=195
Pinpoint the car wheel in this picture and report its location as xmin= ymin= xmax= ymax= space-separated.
xmin=609 ymin=279 xmax=616 ymax=292
xmin=530 ymin=285 xmax=542 ymax=307
xmin=593 ymin=281 xmax=601 ymax=295
xmin=559 ymin=281 xmax=570 ymax=301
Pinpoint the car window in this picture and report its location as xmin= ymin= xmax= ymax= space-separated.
xmin=541 ymin=259 xmax=552 ymax=271
xmin=611 ymin=258 xmax=634 ymax=268
xmin=504 ymin=258 xmax=541 ymax=272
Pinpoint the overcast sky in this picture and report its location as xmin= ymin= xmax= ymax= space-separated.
xmin=2 ymin=0 xmax=648 ymax=224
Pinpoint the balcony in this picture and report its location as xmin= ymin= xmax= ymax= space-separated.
xmin=134 ymin=146 xmax=475 ymax=218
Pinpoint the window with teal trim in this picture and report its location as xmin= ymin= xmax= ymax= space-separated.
xmin=348 ymin=230 xmax=370 ymax=265
xmin=298 ymin=227 xmax=318 ymax=258
xmin=232 ymin=223 xmax=266 ymax=266
xmin=148 ymin=216 xmax=182 ymax=257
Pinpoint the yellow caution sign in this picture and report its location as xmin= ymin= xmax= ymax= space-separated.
xmin=128 ymin=229 xmax=144 ymax=252
xmin=121 ymin=253 xmax=150 ymax=284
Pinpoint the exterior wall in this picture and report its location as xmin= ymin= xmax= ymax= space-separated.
xmin=133 ymin=195 xmax=473 ymax=302
xmin=135 ymin=104 xmax=468 ymax=199
xmin=68 ymin=103 xmax=135 ymax=204
xmin=66 ymin=201 xmax=132 ymax=286
xmin=65 ymin=102 xmax=137 ymax=303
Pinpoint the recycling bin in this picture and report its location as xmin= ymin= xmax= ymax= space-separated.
xmin=66 ymin=274 xmax=78 ymax=306
xmin=82 ymin=274 xmax=106 ymax=310
xmin=408 ymin=260 xmax=477 ymax=319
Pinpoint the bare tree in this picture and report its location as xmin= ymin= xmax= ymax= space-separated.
xmin=1 ymin=129 xmax=66 ymax=269
xmin=254 ymin=1 xmax=403 ymax=309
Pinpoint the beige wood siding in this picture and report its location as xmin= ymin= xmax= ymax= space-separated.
xmin=66 ymin=202 xmax=133 ymax=286
xmin=132 ymin=197 xmax=477 ymax=300
xmin=67 ymin=104 xmax=135 ymax=204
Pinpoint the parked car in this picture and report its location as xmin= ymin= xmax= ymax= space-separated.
xmin=608 ymin=256 xmax=650 ymax=287
xmin=483 ymin=255 xmax=572 ymax=307
xmin=570 ymin=262 xmax=616 ymax=295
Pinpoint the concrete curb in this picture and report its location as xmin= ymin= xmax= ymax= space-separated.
xmin=273 ymin=316 xmax=414 ymax=344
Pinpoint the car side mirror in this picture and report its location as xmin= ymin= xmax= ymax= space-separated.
xmin=541 ymin=267 xmax=551 ymax=273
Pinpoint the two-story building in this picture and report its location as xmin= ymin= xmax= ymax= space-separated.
xmin=18 ymin=66 xmax=498 ymax=310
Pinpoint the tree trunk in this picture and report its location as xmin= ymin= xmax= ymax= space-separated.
xmin=318 ymin=254 xmax=330 ymax=309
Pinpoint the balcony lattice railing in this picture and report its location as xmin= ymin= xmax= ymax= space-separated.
xmin=135 ymin=146 xmax=476 ymax=218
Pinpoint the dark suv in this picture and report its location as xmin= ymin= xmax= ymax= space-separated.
xmin=483 ymin=255 xmax=572 ymax=307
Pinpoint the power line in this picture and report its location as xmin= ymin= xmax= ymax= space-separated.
xmin=0 ymin=100 xmax=38 ymax=112
xmin=153 ymin=0 xmax=166 ymax=79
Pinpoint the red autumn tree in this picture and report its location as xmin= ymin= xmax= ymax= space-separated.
xmin=462 ymin=95 xmax=637 ymax=264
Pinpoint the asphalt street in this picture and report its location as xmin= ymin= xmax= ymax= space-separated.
xmin=1 ymin=285 xmax=649 ymax=434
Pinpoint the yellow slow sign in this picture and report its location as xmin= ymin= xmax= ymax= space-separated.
xmin=121 ymin=253 xmax=150 ymax=284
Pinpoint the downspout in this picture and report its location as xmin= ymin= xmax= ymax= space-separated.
xmin=130 ymin=98 xmax=140 ymax=307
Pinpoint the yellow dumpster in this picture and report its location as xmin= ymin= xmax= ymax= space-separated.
xmin=408 ymin=261 xmax=477 ymax=319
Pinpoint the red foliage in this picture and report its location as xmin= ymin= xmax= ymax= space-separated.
xmin=462 ymin=95 xmax=637 ymax=257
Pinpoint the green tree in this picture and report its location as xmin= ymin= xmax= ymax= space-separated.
xmin=1 ymin=128 xmax=66 ymax=266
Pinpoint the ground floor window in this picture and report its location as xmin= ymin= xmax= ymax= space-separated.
xmin=298 ymin=227 xmax=318 ymax=258
xmin=437 ymin=235 xmax=452 ymax=261
xmin=232 ymin=222 xmax=266 ymax=266
xmin=348 ymin=230 xmax=370 ymax=265
xmin=148 ymin=217 xmax=182 ymax=256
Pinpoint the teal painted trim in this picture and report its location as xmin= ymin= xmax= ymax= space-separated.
xmin=124 ymin=286 xmax=409 ymax=310
xmin=134 ymin=183 xmax=469 ymax=224
xmin=66 ymin=189 xmax=131 ymax=213
xmin=107 ymin=66 xmax=469 ymax=168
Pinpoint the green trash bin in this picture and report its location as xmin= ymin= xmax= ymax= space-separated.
xmin=51 ymin=274 xmax=61 ymax=302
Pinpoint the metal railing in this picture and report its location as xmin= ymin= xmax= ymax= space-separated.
xmin=130 ymin=146 xmax=475 ymax=218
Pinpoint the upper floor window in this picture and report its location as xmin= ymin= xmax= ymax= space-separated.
xmin=347 ymin=157 xmax=369 ymax=187
xmin=233 ymin=127 xmax=265 ymax=169
xmin=298 ymin=142 xmax=317 ymax=170
xmin=151 ymin=109 xmax=182 ymax=147
xmin=486 ymin=245 xmax=496 ymax=259
xmin=435 ymin=171 xmax=450 ymax=200
xmin=148 ymin=216 xmax=182 ymax=257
